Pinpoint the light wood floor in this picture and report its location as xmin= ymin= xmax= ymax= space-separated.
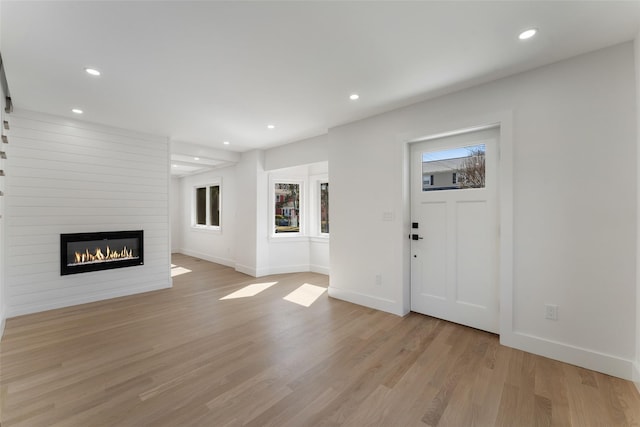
xmin=1 ymin=254 xmax=639 ymax=426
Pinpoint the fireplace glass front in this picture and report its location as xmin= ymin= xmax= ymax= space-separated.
xmin=60 ymin=230 xmax=144 ymax=275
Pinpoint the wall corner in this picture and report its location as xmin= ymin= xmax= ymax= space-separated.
xmin=634 ymin=30 xmax=640 ymax=391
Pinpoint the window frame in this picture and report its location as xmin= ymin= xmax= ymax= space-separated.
xmin=192 ymin=179 xmax=222 ymax=232
xmin=319 ymin=181 xmax=329 ymax=236
xmin=270 ymin=178 xmax=304 ymax=238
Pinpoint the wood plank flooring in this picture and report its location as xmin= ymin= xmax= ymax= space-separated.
xmin=1 ymin=253 xmax=639 ymax=426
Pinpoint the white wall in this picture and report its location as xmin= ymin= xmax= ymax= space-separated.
xmin=175 ymin=158 xmax=330 ymax=276
xmin=329 ymin=42 xmax=637 ymax=379
xmin=266 ymin=162 xmax=329 ymax=275
xmin=178 ymin=149 xmax=269 ymax=277
xmin=234 ymin=150 xmax=264 ymax=276
xmin=177 ymin=166 xmax=236 ymax=267
xmin=175 ymin=135 xmax=330 ymax=277
xmin=635 ymin=32 xmax=640 ymax=391
xmin=170 ymin=176 xmax=182 ymax=253
xmin=264 ymin=136 xmax=330 ymax=275
xmin=5 ymin=110 xmax=171 ymax=316
xmin=0 ymin=65 xmax=6 ymax=339
xmin=267 ymin=165 xmax=310 ymax=275
xmin=264 ymin=133 xmax=328 ymax=171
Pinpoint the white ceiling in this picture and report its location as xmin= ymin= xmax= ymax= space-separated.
xmin=2 ymin=1 xmax=640 ymax=174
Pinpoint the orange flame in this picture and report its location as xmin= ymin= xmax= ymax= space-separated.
xmin=72 ymin=245 xmax=135 ymax=265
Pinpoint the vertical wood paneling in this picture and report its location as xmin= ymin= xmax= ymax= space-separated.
xmin=5 ymin=110 xmax=171 ymax=316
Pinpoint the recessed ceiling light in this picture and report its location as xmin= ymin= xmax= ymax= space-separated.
xmin=72 ymin=108 xmax=83 ymax=114
xmin=194 ymin=157 xmax=200 ymax=161
xmin=84 ymin=67 xmax=101 ymax=76
xmin=349 ymin=94 xmax=359 ymax=100
xmin=223 ymin=141 xmax=230 ymax=145
xmin=267 ymin=124 xmax=275 ymax=129
xmin=172 ymin=164 xmax=178 ymax=168
xmin=518 ymin=28 xmax=537 ymax=40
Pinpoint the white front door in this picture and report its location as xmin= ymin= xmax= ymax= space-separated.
xmin=410 ymin=127 xmax=499 ymax=333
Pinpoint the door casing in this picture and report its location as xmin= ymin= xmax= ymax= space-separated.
xmin=400 ymin=112 xmax=514 ymax=340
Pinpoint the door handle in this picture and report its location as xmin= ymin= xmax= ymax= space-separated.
xmin=411 ymin=234 xmax=423 ymax=240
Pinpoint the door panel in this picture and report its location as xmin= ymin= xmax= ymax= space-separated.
xmin=410 ymin=127 xmax=499 ymax=333
xmin=455 ymin=200 xmax=491 ymax=307
xmin=415 ymin=201 xmax=447 ymax=299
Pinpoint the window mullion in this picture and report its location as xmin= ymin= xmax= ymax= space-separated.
xmin=206 ymin=186 xmax=211 ymax=226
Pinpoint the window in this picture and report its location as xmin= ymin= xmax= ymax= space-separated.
xmin=194 ymin=183 xmax=221 ymax=229
xmin=320 ymin=182 xmax=329 ymax=234
xmin=209 ymin=186 xmax=220 ymax=226
xmin=196 ymin=187 xmax=206 ymax=225
xmin=274 ymin=183 xmax=301 ymax=233
xmin=422 ymin=144 xmax=486 ymax=192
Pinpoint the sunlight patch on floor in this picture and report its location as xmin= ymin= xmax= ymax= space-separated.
xmin=171 ymin=266 xmax=192 ymax=277
xmin=220 ymin=282 xmax=278 ymax=300
xmin=283 ymin=283 xmax=327 ymax=307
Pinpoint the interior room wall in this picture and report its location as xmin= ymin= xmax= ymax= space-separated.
xmin=635 ymin=32 xmax=640 ymax=390
xmin=328 ymin=42 xmax=637 ymax=379
xmin=265 ymin=162 xmax=329 ymax=275
xmin=4 ymin=110 xmax=172 ymax=316
xmin=263 ymin=137 xmax=330 ymax=275
xmin=174 ymin=136 xmax=330 ymax=277
xmin=177 ymin=166 xmax=237 ymax=267
xmin=170 ymin=176 xmax=182 ymax=253
xmin=264 ymin=133 xmax=328 ymax=171
xmin=234 ymin=150 xmax=263 ymax=276
xmin=267 ymin=164 xmax=310 ymax=275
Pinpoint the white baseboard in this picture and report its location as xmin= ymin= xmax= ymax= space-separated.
xmin=310 ymin=264 xmax=330 ymax=275
xmin=178 ymin=248 xmax=235 ymax=268
xmin=7 ymin=281 xmax=172 ymax=318
xmin=328 ymin=286 xmax=403 ymax=316
xmin=265 ymin=264 xmax=312 ymax=276
xmin=235 ymin=263 xmax=330 ymax=278
xmin=177 ymin=249 xmax=330 ymax=278
xmin=235 ymin=263 xmax=257 ymax=277
xmin=501 ymin=330 xmax=635 ymax=381
xmin=633 ymin=361 xmax=640 ymax=394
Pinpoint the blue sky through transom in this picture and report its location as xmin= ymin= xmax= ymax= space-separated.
xmin=422 ymin=144 xmax=485 ymax=163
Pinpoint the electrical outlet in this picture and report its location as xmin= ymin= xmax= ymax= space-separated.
xmin=545 ymin=304 xmax=558 ymax=321
xmin=375 ymin=274 xmax=382 ymax=287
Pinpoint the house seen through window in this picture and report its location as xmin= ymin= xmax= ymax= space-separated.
xmin=320 ymin=182 xmax=329 ymax=234
xmin=274 ymin=183 xmax=300 ymax=233
xmin=422 ymin=144 xmax=486 ymax=191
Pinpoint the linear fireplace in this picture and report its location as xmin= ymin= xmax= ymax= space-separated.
xmin=60 ymin=230 xmax=144 ymax=275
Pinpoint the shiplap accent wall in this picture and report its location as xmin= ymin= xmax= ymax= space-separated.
xmin=0 ymin=80 xmax=7 ymax=337
xmin=5 ymin=110 xmax=171 ymax=317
